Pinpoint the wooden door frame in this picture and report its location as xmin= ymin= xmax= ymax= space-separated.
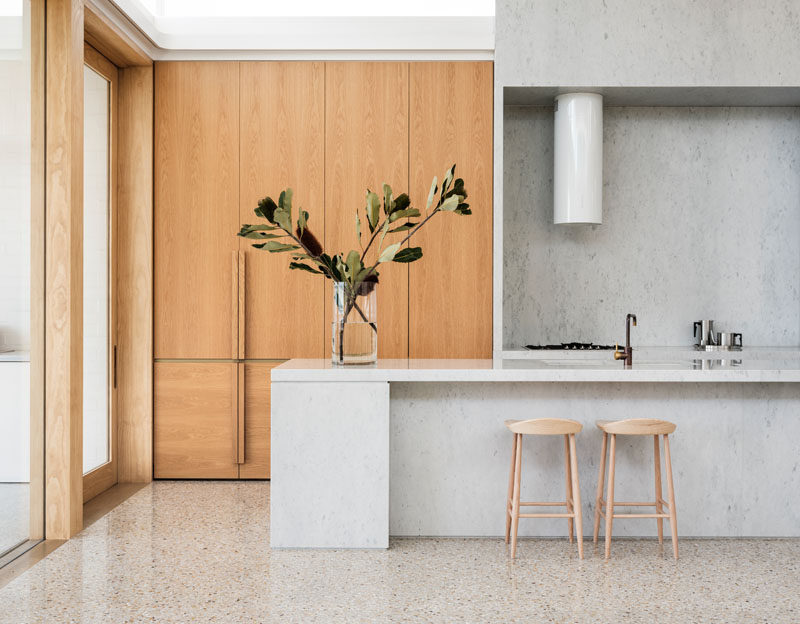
xmin=82 ymin=43 xmax=119 ymax=503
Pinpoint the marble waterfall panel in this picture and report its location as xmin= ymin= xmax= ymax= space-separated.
xmin=389 ymin=382 xmax=800 ymax=537
xmin=503 ymin=105 xmax=800 ymax=349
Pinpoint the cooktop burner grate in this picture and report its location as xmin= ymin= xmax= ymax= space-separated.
xmin=525 ymin=342 xmax=616 ymax=351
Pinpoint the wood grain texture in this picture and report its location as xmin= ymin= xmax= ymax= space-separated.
xmin=45 ymin=0 xmax=84 ymax=539
xmin=239 ymin=62 xmax=325 ymax=359
xmin=154 ymin=62 xmax=240 ymax=359
xmin=325 ymin=62 xmax=409 ymax=359
xmin=82 ymin=44 xmax=119 ymax=503
xmin=83 ymin=1 xmax=151 ymax=67
xmin=29 ymin=0 xmax=45 ymax=540
xmin=409 ymin=62 xmax=493 ymax=358
xmin=154 ymin=362 xmax=238 ymax=479
xmin=117 ymin=65 xmax=153 ymax=483
xmin=239 ymin=361 xmax=281 ymax=479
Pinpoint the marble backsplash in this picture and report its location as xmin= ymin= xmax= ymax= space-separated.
xmin=503 ymin=105 xmax=800 ymax=348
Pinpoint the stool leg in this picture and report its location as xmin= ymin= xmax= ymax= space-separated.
xmin=604 ymin=434 xmax=616 ymax=560
xmin=505 ymin=433 xmax=517 ymax=544
xmin=569 ymin=433 xmax=583 ymax=559
xmin=510 ymin=434 xmax=523 ymax=559
xmin=663 ymin=433 xmax=679 ymax=560
xmin=564 ymin=434 xmax=574 ymax=544
xmin=593 ymin=432 xmax=608 ymax=544
xmin=653 ymin=434 xmax=664 ymax=545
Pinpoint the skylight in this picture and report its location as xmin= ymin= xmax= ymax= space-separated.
xmin=141 ymin=0 xmax=494 ymax=17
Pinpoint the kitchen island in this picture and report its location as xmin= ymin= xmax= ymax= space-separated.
xmin=270 ymin=355 xmax=800 ymax=548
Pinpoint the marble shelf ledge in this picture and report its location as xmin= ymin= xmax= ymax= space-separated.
xmin=272 ymin=358 xmax=800 ymax=383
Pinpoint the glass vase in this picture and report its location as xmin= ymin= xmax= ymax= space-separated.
xmin=331 ymin=281 xmax=377 ymax=365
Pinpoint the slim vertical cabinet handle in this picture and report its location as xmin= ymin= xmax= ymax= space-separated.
xmin=238 ymin=250 xmax=245 ymax=360
xmin=231 ymin=250 xmax=239 ymax=360
xmin=237 ymin=362 xmax=245 ymax=465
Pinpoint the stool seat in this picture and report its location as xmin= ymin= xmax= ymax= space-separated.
xmin=596 ymin=418 xmax=676 ymax=435
xmin=505 ymin=418 xmax=583 ymax=435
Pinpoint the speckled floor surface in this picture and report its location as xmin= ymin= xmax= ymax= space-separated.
xmin=0 ymin=481 xmax=798 ymax=623
xmin=0 ymin=483 xmax=29 ymax=556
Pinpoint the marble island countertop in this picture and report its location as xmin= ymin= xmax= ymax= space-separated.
xmin=272 ymin=356 xmax=800 ymax=383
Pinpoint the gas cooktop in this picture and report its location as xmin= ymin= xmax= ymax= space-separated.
xmin=525 ymin=342 xmax=616 ymax=351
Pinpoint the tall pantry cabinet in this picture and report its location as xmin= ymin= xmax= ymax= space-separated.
xmin=153 ymin=61 xmax=493 ymax=479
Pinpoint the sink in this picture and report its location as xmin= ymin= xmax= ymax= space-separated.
xmin=539 ymin=359 xmax=691 ymax=370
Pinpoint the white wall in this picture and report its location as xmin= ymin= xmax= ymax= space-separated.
xmin=0 ymin=362 xmax=29 ymax=481
xmin=0 ymin=11 xmax=31 ymax=352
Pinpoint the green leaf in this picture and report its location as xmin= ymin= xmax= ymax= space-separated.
xmin=382 ymin=183 xmax=394 ymax=216
xmin=262 ymin=241 xmax=300 ymax=253
xmin=366 ymin=190 xmax=380 ymax=233
xmin=439 ymin=194 xmax=463 ymax=212
xmin=377 ymin=218 xmax=391 ymax=252
xmin=426 ymin=176 xmax=438 ymax=212
xmin=297 ymin=209 xmax=308 ymax=236
xmin=319 ymin=253 xmax=342 ymax=281
xmin=393 ymin=193 xmax=410 ymax=213
xmin=444 ymin=177 xmax=467 ymax=201
xmin=355 ymin=211 xmax=362 ymax=243
xmin=378 ymin=242 xmax=401 ymax=263
xmin=255 ymin=197 xmax=278 ymax=223
xmin=240 ymin=231 xmax=286 ymax=240
xmin=289 ymin=261 xmax=322 ymax=274
xmin=441 ymin=164 xmax=456 ymax=197
xmin=345 ymin=249 xmax=362 ymax=281
xmin=388 ymin=222 xmax=417 ymax=233
xmin=240 ymin=223 xmax=279 ymax=232
xmin=454 ymin=203 xmax=471 ymax=215
xmin=273 ymin=209 xmax=291 ymax=232
xmin=278 ymin=188 xmax=293 ymax=224
xmin=392 ymin=247 xmax=423 ymax=263
xmin=388 ymin=208 xmax=421 ymax=223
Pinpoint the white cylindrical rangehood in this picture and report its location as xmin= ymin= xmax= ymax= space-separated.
xmin=553 ymin=93 xmax=603 ymax=224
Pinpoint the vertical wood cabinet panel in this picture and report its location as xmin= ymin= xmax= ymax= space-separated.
xmin=239 ymin=62 xmax=325 ymax=359
xmin=239 ymin=361 xmax=281 ymax=478
xmin=324 ymin=62 xmax=410 ymax=359
xmin=409 ymin=62 xmax=493 ymax=358
xmin=154 ymin=62 xmax=239 ymax=359
xmin=154 ymin=362 xmax=238 ymax=479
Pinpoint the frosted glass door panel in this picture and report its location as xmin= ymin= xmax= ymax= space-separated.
xmin=83 ymin=65 xmax=110 ymax=474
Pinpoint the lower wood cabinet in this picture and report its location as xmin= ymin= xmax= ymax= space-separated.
xmin=154 ymin=361 xmax=279 ymax=479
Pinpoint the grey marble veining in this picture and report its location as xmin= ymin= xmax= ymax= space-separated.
xmin=503 ymin=105 xmax=800 ymax=349
xmin=496 ymin=0 xmax=800 ymax=87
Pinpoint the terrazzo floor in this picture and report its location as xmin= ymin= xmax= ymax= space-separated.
xmin=0 ymin=483 xmax=29 ymax=556
xmin=0 ymin=481 xmax=798 ymax=623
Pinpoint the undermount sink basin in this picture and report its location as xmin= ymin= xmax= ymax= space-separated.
xmin=539 ymin=359 xmax=691 ymax=370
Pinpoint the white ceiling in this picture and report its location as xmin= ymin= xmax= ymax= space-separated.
xmin=109 ymin=0 xmax=495 ymax=55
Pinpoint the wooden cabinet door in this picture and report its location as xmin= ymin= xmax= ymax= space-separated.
xmin=239 ymin=62 xmax=325 ymax=359
xmin=409 ymin=62 xmax=493 ymax=358
xmin=154 ymin=62 xmax=239 ymax=359
xmin=154 ymin=362 xmax=238 ymax=478
xmin=325 ymin=62 xmax=409 ymax=359
xmin=238 ymin=361 xmax=281 ymax=479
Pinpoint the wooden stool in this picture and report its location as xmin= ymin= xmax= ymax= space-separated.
xmin=504 ymin=418 xmax=583 ymax=559
xmin=593 ymin=418 xmax=678 ymax=559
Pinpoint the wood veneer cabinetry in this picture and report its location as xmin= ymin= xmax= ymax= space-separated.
xmin=154 ymin=61 xmax=240 ymax=359
xmin=324 ymin=62 xmax=410 ymax=358
xmin=154 ymin=362 xmax=238 ymax=479
xmin=239 ymin=62 xmax=325 ymax=359
xmin=409 ymin=62 xmax=493 ymax=358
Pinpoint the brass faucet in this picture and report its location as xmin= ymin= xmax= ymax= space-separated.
xmin=614 ymin=313 xmax=637 ymax=366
